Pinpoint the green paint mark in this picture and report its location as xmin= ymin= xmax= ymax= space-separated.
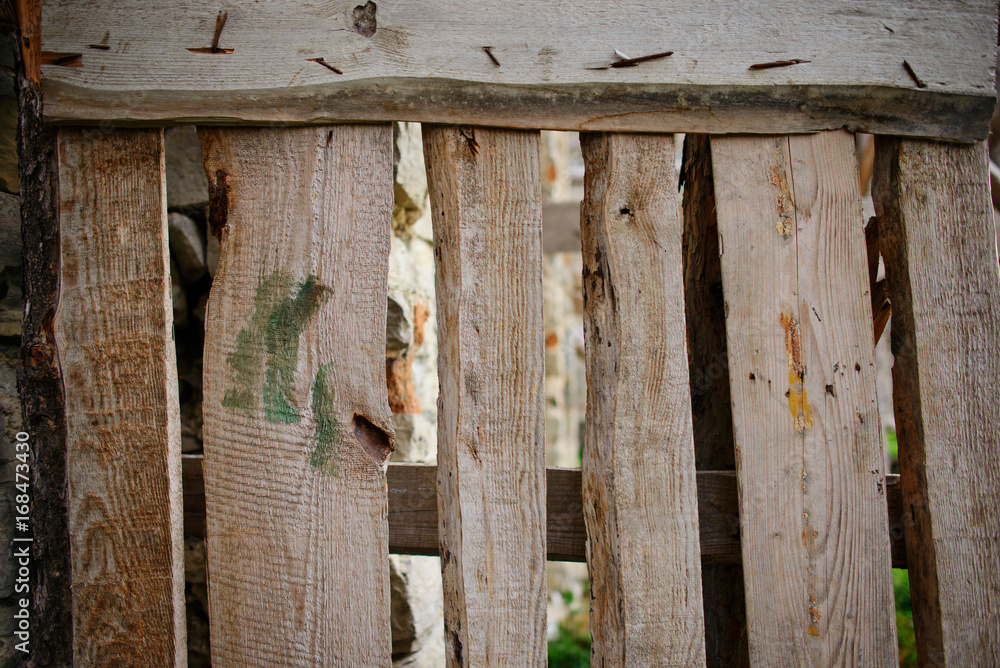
xmin=309 ymin=362 xmax=339 ymax=472
xmin=222 ymin=270 xmax=332 ymax=423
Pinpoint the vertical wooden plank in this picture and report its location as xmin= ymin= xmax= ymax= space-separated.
xmin=54 ymin=128 xmax=186 ymax=666
xmin=711 ymin=131 xmax=897 ymax=665
xmin=873 ymin=138 xmax=1000 ymax=666
xmin=423 ymin=126 xmax=547 ymax=667
xmin=579 ymin=132 xmax=706 ymax=666
xmin=14 ymin=0 xmax=75 ymax=664
xmin=681 ymin=133 xmax=750 ymax=668
xmin=199 ymin=125 xmax=395 ymax=666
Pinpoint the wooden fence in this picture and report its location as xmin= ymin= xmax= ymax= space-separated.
xmin=14 ymin=0 xmax=1000 ymax=666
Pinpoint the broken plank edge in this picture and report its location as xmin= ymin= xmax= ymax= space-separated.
xmin=42 ymin=80 xmax=994 ymax=143
xmin=181 ymin=456 xmax=908 ymax=568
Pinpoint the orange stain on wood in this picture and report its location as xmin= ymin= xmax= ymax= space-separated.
xmin=781 ymin=312 xmax=813 ymax=433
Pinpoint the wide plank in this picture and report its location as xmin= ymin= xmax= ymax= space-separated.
xmin=711 ymin=131 xmax=897 ymax=665
xmin=40 ymin=0 xmax=997 ymax=140
xmin=580 ymin=132 xmax=706 ymax=666
xmin=199 ymin=125 xmax=395 ymax=666
xmin=54 ymin=127 xmax=186 ymax=666
xmin=872 ymin=138 xmax=1000 ymax=666
xmin=424 ymin=126 xmax=547 ymax=667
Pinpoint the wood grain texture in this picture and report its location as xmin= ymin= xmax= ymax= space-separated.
xmin=681 ymin=133 xmax=749 ymax=668
xmin=199 ymin=125 xmax=395 ymax=666
xmin=182 ymin=457 xmax=910 ymax=567
xmin=424 ymin=126 xmax=547 ymax=667
xmin=872 ymin=138 xmax=1000 ymax=667
xmin=580 ymin=132 xmax=706 ymax=666
xmin=39 ymin=0 xmax=997 ymax=140
xmin=54 ymin=127 xmax=186 ymax=666
xmin=15 ymin=2 xmax=74 ymax=661
xmin=711 ymin=131 xmax=897 ymax=665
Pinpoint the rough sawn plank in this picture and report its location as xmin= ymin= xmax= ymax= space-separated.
xmin=425 ymin=125 xmax=548 ymax=667
xmin=199 ymin=125 xmax=395 ymax=666
xmin=580 ymin=132 xmax=707 ymax=666
xmin=38 ymin=0 xmax=998 ymax=140
xmin=711 ymin=131 xmax=897 ymax=665
xmin=55 ymin=127 xmax=187 ymax=666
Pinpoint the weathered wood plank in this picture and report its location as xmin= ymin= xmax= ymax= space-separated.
xmin=711 ymin=131 xmax=897 ymax=665
xmin=54 ymin=127 xmax=186 ymax=666
xmin=580 ymin=132 xmax=706 ymax=666
xmin=424 ymin=126 xmax=547 ymax=667
xmin=14 ymin=0 xmax=75 ymax=663
xmin=681 ymin=133 xmax=750 ymax=668
xmin=199 ymin=125 xmax=395 ymax=666
xmin=39 ymin=0 xmax=997 ymax=140
xmin=182 ymin=457 xmax=910 ymax=567
xmin=872 ymin=138 xmax=1000 ymax=666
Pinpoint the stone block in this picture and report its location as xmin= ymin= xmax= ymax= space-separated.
xmin=165 ymin=126 xmax=209 ymax=208
xmin=168 ymin=212 xmax=207 ymax=284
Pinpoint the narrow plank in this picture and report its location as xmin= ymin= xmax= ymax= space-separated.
xmin=14 ymin=0 xmax=75 ymax=663
xmin=424 ymin=126 xmax=547 ymax=667
xmin=199 ymin=125 xmax=394 ymax=666
xmin=872 ymin=138 xmax=1000 ymax=666
xmin=681 ymin=133 xmax=750 ymax=667
xmin=580 ymin=132 xmax=706 ymax=665
xmin=39 ymin=0 xmax=997 ymax=141
xmin=182 ymin=457 xmax=910 ymax=567
xmin=711 ymin=131 xmax=897 ymax=665
xmin=54 ymin=127 xmax=186 ymax=666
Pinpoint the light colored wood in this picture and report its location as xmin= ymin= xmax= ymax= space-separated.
xmin=711 ymin=131 xmax=897 ymax=665
xmin=872 ymin=137 xmax=1000 ymax=666
xmin=39 ymin=0 xmax=997 ymax=140
xmin=579 ymin=132 xmax=706 ymax=666
xmin=424 ymin=125 xmax=547 ymax=667
xmin=199 ymin=125 xmax=395 ymax=666
xmin=54 ymin=127 xmax=186 ymax=666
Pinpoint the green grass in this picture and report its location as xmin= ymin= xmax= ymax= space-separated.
xmin=894 ymin=568 xmax=917 ymax=666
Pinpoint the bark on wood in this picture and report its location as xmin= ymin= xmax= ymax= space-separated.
xmin=580 ymin=132 xmax=706 ymax=666
xmin=711 ymin=131 xmax=897 ymax=665
xmin=37 ymin=1 xmax=998 ymax=141
xmin=55 ymin=127 xmax=186 ymax=666
xmin=182 ymin=457 xmax=911 ymax=567
xmin=199 ymin=125 xmax=395 ymax=666
xmin=424 ymin=125 xmax=547 ymax=667
xmin=15 ymin=0 xmax=73 ymax=662
xmin=872 ymin=137 xmax=1000 ymax=667
xmin=681 ymin=133 xmax=749 ymax=668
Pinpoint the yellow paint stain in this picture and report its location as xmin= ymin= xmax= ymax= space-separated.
xmin=808 ymin=625 xmax=821 ymax=637
xmin=788 ymin=371 xmax=814 ymax=433
xmin=781 ymin=312 xmax=813 ymax=433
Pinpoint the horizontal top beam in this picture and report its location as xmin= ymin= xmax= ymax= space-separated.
xmin=41 ymin=0 xmax=997 ymax=140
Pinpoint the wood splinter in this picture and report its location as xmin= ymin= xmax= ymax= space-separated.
xmin=902 ymin=60 xmax=927 ymax=89
xmin=40 ymin=51 xmax=82 ymax=67
xmin=482 ymin=46 xmax=500 ymax=67
xmin=310 ymin=57 xmax=343 ymax=75
xmin=188 ymin=11 xmax=234 ymax=54
xmin=748 ymin=59 xmax=810 ymax=70
xmin=610 ymin=50 xmax=673 ymax=68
